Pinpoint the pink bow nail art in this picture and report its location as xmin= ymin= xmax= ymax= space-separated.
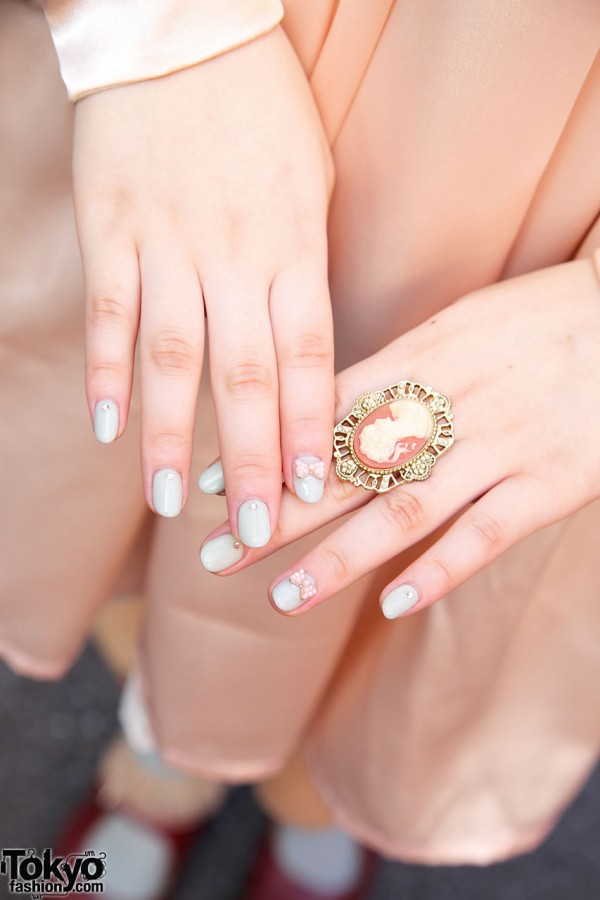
xmin=294 ymin=459 xmax=326 ymax=480
xmin=289 ymin=568 xmax=317 ymax=601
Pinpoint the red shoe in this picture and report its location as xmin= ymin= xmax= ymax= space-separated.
xmin=244 ymin=828 xmax=378 ymax=900
xmin=43 ymin=788 xmax=204 ymax=899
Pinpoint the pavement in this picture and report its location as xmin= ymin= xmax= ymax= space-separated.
xmin=1 ymin=643 xmax=599 ymax=900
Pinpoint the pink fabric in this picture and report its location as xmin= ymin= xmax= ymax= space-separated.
xmin=2 ymin=0 xmax=600 ymax=865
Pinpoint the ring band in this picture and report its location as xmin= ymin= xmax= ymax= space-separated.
xmin=333 ymin=381 xmax=454 ymax=493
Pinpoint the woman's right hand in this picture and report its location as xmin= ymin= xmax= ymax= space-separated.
xmin=199 ymin=260 xmax=600 ymax=618
xmin=74 ymin=25 xmax=335 ymax=544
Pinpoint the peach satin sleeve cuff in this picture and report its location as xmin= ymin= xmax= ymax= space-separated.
xmin=42 ymin=0 xmax=284 ymax=101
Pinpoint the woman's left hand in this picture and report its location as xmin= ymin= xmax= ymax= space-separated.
xmin=200 ymin=259 xmax=600 ymax=618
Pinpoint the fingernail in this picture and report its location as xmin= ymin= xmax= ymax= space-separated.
xmin=272 ymin=568 xmax=317 ymax=612
xmin=198 ymin=460 xmax=225 ymax=494
xmin=152 ymin=469 xmax=182 ymax=517
xmin=238 ymin=499 xmax=271 ymax=548
xmin=293 ymin=455 xmax=326 ymax=504
xmin=381 ymin=584 xmax=420 ymax=619
xmin=94 ymin=399 xmax=119 ymax=443
xmin=200 ymin=533 xmax=244 ymax=572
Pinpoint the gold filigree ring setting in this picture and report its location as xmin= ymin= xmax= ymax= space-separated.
xmin=333 ymin=381 xmax=454 ymax=493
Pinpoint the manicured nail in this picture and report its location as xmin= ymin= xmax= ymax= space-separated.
xmin=152 ymin=469 xmax=182 ymax=517
xmin=94 ymin=399 xmax=119 ymax=443
xmin=238 ymin=499 xmax=271 ymax=548
xmin=381 ymin=584 xmax=420 ymax=619
xmin=272 ymin=568 xmax=317 ymax=612
xmin=293 ymin=455 xmax=326 ymax=504
xmin=200 ymin=533 xmax=244 ymax=572
xmin=198 ymin=460 xmax=225 ymax=494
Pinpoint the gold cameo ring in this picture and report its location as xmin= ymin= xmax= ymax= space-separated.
xmin=333 ymin=381 xmax=454 ymax=493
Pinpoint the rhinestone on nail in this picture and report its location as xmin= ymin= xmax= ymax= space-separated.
xmin=101 ymin=403 xmax=110 ymax=412
xmin=249 ymin=502 xmax=258 ymax=511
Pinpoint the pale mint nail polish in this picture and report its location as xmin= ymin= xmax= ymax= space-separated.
xmin=238 ymin=499 xmax=271 ymax=548
xmin=198 ymin=460 xmax=225 ymax=494
xmin=152 ymin=469 xmax=182 ymax=517
xmin=272 ymin=569 xmax=317 ymax=612
xmin=381 ymin=584 xmax=419 ymax=619
xmin=293 ymin=455 xmax=326 ymax=504
xmin=200 ymin=533 xmax=244 ymax=572
xmin=94 ymin=399 xmax=119 ymax=443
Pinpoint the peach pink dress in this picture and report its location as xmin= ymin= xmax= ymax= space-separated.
xmin=2 ymin=0 xmax=600 ymax=865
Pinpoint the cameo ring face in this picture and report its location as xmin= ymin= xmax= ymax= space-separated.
xmin=333 ymin=381 xmax=454 ymax=493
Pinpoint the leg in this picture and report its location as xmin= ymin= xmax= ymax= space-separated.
xmin=248 ymin=749 xmax=374 ymax=899
xmin=254 ymin=747 xmax=333 ymax=828
xmin=93 ymin=593 xmax=228 ymax=829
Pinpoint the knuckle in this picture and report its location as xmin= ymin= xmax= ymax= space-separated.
xmin=285 ymin=332 xmax=333 ymax=369
xmin=88 ymin=360 xmax=129 ymax=381
xmin=223 ymin=362 xmax=275 ymax=399
xmin=146 ymin=429 xmax=188 ymax=452
xmin=322 ymin=544 xmax=353 ymax=582
xmin=427 ymin=556 xmax=454 ymax=594
xmin=148 ymin=334 xmax=198 ymax=372
xmin=381 ymin=489 xmax=425 ymax=534
xmin=290 ymin=414 xmax=327 ymax=438
xmin=467 ymin=513 xmax=505 ymax=552
xmin=147 ymin=428 xmax=186 ymax=447
xmin=88 ymin=295 xmax=132 ymax=328
xmin=230 ymin=454 xmax=276 ymax=482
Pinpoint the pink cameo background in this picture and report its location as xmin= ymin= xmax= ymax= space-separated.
xmin=354 ymin=399 xmax=433 ymax=470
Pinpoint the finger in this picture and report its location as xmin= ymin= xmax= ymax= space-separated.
xmin=198 ymin=458 xmax=226 ymax=495
xmin=138 ymin=243 xmax=204 ymax=516
xmin=199 ymin=375 xmax=465 ymax=573
xmin=267 ymin=439 xmax=496 ymax=614
xmin=84 ymin=239 xmax=140 ymax=443
xmin=206 ymin=283 xmax=282 ymax=549
xmin=199 ymin=365 xmax=397 ymax=571
xmin=379 ymin=473 xmax=553 ymax=619
xmin=199 ymin=462 xmax=367 ymax=573
xmin=270 ymin=259 xmax=334 ymax=504
xmin=198 ymin=457 xmax=286 ymax=496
